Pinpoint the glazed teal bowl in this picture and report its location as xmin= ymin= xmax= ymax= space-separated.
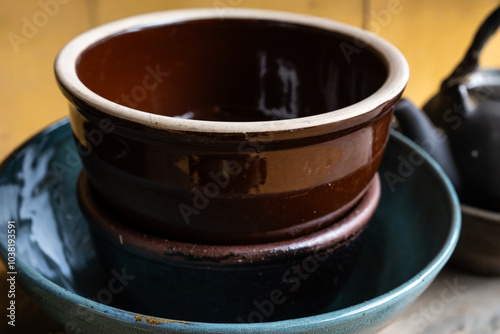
xmin=0 ymin=119 xmax=460 ymax=333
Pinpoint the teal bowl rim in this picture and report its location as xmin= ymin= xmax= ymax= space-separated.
xmin=0 ymin=118 xmax=461 ymax=332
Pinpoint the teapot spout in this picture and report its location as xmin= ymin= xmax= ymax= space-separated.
xmin=394 ymin=99 xmax=462 ymax=192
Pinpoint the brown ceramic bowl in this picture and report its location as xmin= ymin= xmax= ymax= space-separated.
xmin=55 ymin=9 xmax=408 ymax=245
xmin=77 ymin=170 xmax=381 ymax=322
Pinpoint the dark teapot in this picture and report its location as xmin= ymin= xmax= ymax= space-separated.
xmin=394 ymin=6 xmax=500 ymax=212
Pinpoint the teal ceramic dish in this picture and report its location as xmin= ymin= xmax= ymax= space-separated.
xmin=0 ymin=119 xmax=460 ymax=333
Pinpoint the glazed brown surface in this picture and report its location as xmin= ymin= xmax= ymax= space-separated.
xmin=77 ymin=19 xmax=387 ymax=121
xmin=61 ymin=16 xmax=401 ymax=244
xmin=78 ymin=170 xmax=380 ymax=263
xmin=71 ymin=108 xmax=391 ymax=244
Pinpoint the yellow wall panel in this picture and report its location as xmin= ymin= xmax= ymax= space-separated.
xmin=369 ymin=0 xmax=500 ymax=105
xmin=92 ymin=0 xmax=363 ymax=26
xmin=1 ymin=0 xmax=91 ymax=159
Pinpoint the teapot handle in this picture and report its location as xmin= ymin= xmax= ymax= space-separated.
xmin=394 ymin=99 xmax=462 ymax=191
xmin=443 ymin=6 xmax=500 ymax=88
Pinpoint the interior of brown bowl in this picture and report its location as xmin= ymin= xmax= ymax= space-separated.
xmin=76 ymin=19 xmax=388 ymax=121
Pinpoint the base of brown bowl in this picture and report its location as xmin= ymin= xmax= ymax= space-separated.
xmin=77 ymin=171 xmax=381 ymax=322
xmin=87 ymin=163 xmax=380 ymax=245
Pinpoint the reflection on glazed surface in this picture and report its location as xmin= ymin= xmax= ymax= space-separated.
xmin=69 ymin=106 xmax=391 ymax=244
xmin=77 ymin=19 xmax=387 ymax=121
xmin=257 ymin=51 xmax=300 ymax=119
xmin=65 ymin=17 xmax=393 ymax=244
xmin=0 ymin=120 xmax=101 ymax=294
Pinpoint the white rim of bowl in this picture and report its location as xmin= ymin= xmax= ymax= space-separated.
xmin=55 ymin=8 xmax=409 ymax=134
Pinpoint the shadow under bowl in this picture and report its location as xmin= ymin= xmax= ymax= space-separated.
xmin=77 ymin=171 xmax=381 ymax=323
